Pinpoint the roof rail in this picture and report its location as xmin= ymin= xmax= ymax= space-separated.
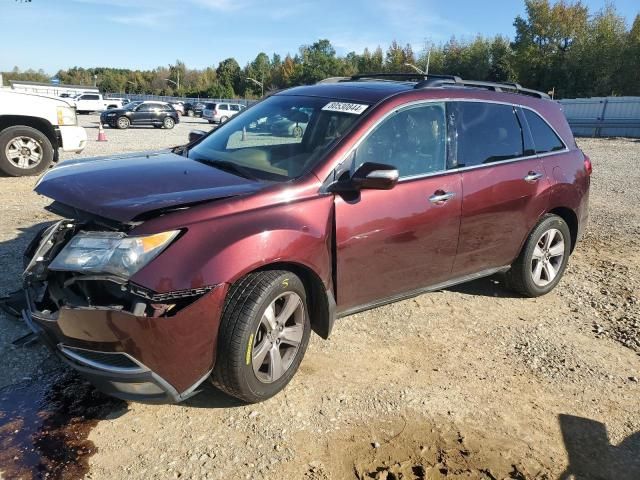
xmin=350 ymin=72 xmax=425 ymax=81
xmin=316 ymin=72 xmax=550 ymax=99
xmin=414 ymin=76 xmax=550 ymax=99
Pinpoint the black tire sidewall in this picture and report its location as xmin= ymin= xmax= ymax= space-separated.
xmin=218 ymin=272 xmax=311 ymax=402
xmin=518 ymin=215 xmax=571 ymax=296
xmin=0 ymin=126 xmax=54 ymax=176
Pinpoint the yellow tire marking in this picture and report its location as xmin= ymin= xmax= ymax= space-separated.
xmin=246 ymin=333 xmax=254 ymax=365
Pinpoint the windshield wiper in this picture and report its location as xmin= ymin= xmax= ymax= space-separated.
xmin=198 ymin=158 xmax=257 ymax=180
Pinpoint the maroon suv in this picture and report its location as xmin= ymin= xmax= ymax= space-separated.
xmin=21 ymin=74 xmax=590 ymax=404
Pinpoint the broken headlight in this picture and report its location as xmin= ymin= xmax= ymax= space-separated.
xmin=48 ymin=230 xmax=180 ymax=278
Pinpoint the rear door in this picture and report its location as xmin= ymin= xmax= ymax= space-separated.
xmin=450 ymin=101 xmax=550 ymax=277
xmin=334 ymin=101 xmax=462 ymax=312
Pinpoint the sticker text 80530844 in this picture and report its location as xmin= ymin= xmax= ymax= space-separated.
xmin=321 ymin=102 xmax=369 ymax=115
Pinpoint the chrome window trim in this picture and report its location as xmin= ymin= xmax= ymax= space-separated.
xmin=58 ymin=344 xmax=149 ymax=375
xmin=331 ymin=97 xmax=570 ymax=185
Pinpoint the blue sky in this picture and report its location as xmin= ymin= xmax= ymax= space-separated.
xmin=1 ymin=0 xmax=638 ymax=74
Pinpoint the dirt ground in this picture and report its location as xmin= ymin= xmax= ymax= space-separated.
xmin=0 ymin=123 xmax=638 ymax=479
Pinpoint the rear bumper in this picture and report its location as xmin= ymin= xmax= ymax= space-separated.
xmin=23 ymin=283 xmax=228 ymax=404
xmin=57 ymin=125 xmax=87 ymax=153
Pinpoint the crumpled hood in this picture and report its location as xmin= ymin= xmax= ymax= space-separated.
xmin=36 ymin=151 xmax=265 ymax=222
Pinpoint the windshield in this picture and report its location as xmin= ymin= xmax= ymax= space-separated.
xmin=188 ymin=95 xmax=366 ymax=181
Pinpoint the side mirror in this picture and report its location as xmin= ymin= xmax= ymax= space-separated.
xmin=327 ymin=162 xmax=399 ymax=192
xmin=351 ymin=162 xmax=399 ymax=190
xmin=188 ymin=129 xmax=207 ymax=143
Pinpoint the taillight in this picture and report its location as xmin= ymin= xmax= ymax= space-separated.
xmin=583 ymin=153 xmax=592 ymax=175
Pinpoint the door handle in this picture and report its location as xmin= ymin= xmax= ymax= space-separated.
xmin=429 ymin=191 xmax=456 ymax=205
xmin=524 ymin=171 xmax=544 ymax=183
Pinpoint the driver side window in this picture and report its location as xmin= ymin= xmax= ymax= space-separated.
xmin=356 ymin=103 xmax=446 ymax=178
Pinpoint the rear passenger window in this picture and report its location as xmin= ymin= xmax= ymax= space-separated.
xmin=230 ymin=105 xmax=240 ymax=111
xmin=356 ymin=103 xmax=446 ymax=178
xmin=524 ymin=109 xmax=565 ymax=154
xmin=453 ymin=102 xmax=524 ymax=167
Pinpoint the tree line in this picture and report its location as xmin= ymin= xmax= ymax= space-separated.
xmin=3 ymin=0 xmax=639 ymax=99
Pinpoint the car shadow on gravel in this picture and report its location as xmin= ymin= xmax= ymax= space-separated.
xmin=446 ymin=274 xmax=522 ymax=298
xmin=559 ymin=414 xmax=640 ymax=480
xmin=181 ymin=382 xmax=247 ymax=409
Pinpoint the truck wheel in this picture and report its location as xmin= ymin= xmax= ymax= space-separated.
xmin=163 ymin=117 xmax=175 ymax=129
xmin=116 ymin=117 xmax=130 ymax=129
xmin=211 ymin=270 xmax=311 ymax=403
xmin=0 ymin=126 xmax=54 ymax=176
xmin=506 ymin=214 xmax=571 ymax=297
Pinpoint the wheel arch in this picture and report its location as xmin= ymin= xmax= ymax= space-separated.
xmin=547 ymin=206 xmax=578 ymax=252
xmin=253 ymin=261 xmax=335 ymax=340
xmin=0 ymin=115 xmax=58 ymax=151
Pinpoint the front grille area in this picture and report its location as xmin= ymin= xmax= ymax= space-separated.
xmin=59 ymin=345 xmax=147 ymax=373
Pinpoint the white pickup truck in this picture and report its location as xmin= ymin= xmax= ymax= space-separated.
xmin=72 ymin=93 xmax=123 ymax=113
xmin=0 ymin=89 xmax=87 ymax=176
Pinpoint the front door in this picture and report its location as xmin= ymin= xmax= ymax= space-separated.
xmin=133 ymin=103 xmax=156 ymax=125
xmin=334 ymin=102 xmax=462 ymax=313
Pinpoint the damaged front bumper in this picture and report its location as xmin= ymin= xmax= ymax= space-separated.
xmin=21 ymin=219 xmax=229 ymax=404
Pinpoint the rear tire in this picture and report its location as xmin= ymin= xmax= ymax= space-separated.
xmin=0 ymin=126 xmax=54 ymax=177
xmin=211 ymin=271 xmax=311 ymax=403
xmin=506 ymin=214 xmax=571 ymax=297
xmin=220 ymin=116 xmax=229 ymax=124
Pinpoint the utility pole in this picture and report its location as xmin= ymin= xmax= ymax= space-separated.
xmin=425 ymin=50 xmax=431 ymax=76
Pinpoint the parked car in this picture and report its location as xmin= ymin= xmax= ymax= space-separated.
xmin=202 ymin=102 xmax=245 ymax=124
xmin=100 ymin=101 xmax=180 ymax=129
xmin=170 ymin=102 xmax=185 ymax=115
xmin=270 ymin=116 xmax=308 ymax=137
xmin=0 ymin=89 xmax=86 ymax=176
xmin=194 ymin=102 xmax=206 ymax=117
xmin=21 ymin=74 xmax=590 ymax=404
xmin=71 ymin=93 xmax=123 ymax=113
xmin=183 ymin=102 xmax=196 ymax=117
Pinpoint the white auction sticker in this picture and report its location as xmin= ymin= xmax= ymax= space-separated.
xmin=322 ymin=102 xmax=369 ymax=115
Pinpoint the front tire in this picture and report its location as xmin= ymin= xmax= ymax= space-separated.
xmin=506 ymin=214 xmax=571 ymax=297
xmin=187 ymin=109 xmax=194 ymax=117
xmin=116 ymin=116 xmax=130 ymax=129
xmin=0 ymin=126 xmax=54 ymax=176
xmin=211 ymin=271 xmax=311 ymax=403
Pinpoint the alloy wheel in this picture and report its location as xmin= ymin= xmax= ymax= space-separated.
xmin=531 ymin=228 xmax=565 ymax=287
xmin=252 ymin=292 xmax=305 ymax=383
xmin=5 ymin=136 xmax=43 ymax=169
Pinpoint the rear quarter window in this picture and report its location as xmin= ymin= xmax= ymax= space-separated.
xmin=524 ymin=109 xmax=566 ymax=154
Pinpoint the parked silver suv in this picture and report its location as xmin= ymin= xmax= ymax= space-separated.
xmin=202 ymin=102 xmax=245 ymax=124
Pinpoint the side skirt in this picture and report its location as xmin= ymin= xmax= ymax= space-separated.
xmin=336 ymin=265 xmax=510 ymax=319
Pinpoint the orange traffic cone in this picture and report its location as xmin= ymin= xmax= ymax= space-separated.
xmin=97 ymin=123 xmax=107 ymax=142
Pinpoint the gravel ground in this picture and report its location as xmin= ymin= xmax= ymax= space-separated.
xmin=0 ymin=123 xmax=638 ymax=479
